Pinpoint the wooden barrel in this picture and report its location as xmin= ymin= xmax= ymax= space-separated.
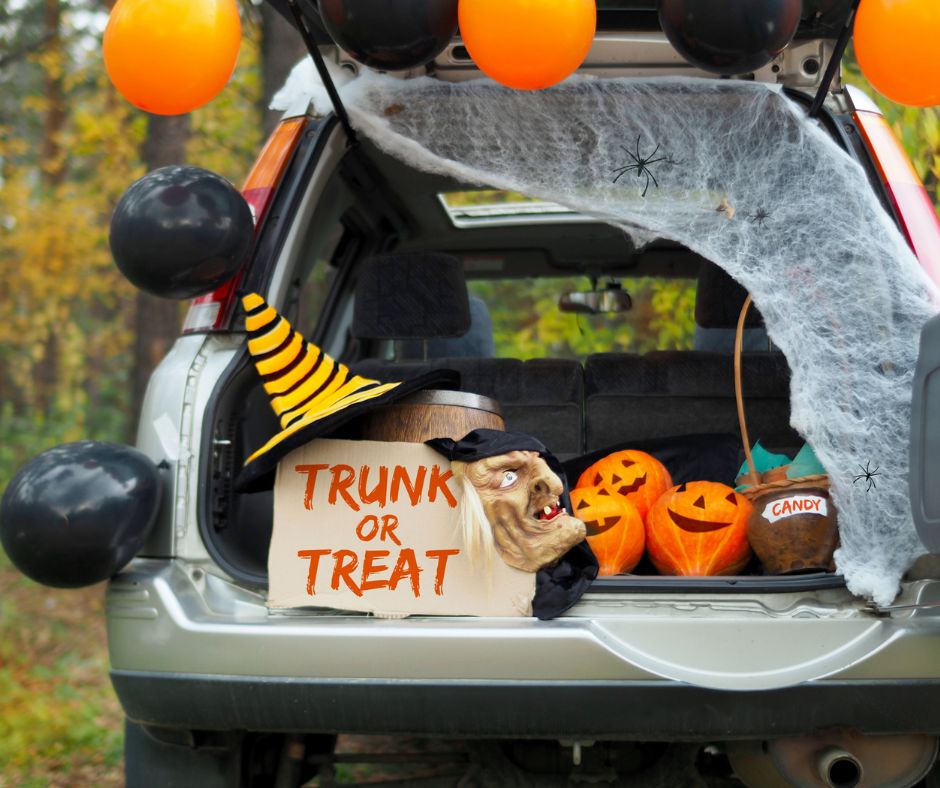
xmin=358 ymin=390 xmax=504 ymax=443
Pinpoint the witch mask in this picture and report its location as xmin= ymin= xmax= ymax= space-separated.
xmin=427 ymin=431 xmax=586 ymax=573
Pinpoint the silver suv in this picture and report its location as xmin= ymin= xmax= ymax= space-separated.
xmin=101 ymin=3 xmax=940 ymax=786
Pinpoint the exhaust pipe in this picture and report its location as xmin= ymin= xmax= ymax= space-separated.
xmin=815 ymin=747 xmax=862 ymax=788
xmin=727 ymin=730 xmax=937 ymax=788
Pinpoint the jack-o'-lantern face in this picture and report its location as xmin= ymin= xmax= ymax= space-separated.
xmin=571 ymin=487 xmax=627 ymax=537
xmin=646 ymin=481 xmax=753 ymax=576
xmin=576 ymin=450 xmax=672 ymax=519
xmin=462 ymin=450 xmax=586 ymax=573
xmin=570 ymin=486 xmax=644 ymax=576
xmin=584 ymin=462 xmax=645 ymax=496
xmin=666 ymin=482 xmax=743 ymax=532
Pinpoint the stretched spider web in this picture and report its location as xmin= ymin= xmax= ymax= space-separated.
xmin=278 ymin=69 xmax=939 ymax=605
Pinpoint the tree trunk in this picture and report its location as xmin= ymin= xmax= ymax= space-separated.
xmin=34 ymin=0 xmax=66 ymax=414
xmin=260 ymin=2 xmax=307 ymax=138
xmin=40 ymin=0 xmax=65 ymax=188
xmin=129 ymin=114 xmax=191 ymax=441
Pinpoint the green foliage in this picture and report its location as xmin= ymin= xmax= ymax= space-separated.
xmin=1 ymin=10 xmax=939 ymax=779
xmin=440 ymin=189 xmax=539 ymax=207
xmin=188 ymin=15 xmax=264 ymax=184
xmin=0 ymin=45 xmax=144 ymax=492
xmin=469 ymin=276 xmax=696 ymax=360
xmin=0 ymin=5 xmax=264 ymax=497
xmin=448 ymin=193 xmax=698 ymax=359
xmin=0 ymin=2 xmax=267 ymax=782
xmin=0 ymin=558 xmax=124 ymax=786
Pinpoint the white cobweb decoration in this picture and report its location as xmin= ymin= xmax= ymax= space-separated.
xmin=320 ymin=71 xmax=937 ymax=605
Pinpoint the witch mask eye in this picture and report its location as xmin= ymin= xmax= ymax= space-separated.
xmin=499 ymin=470 xmax=519 ymax=488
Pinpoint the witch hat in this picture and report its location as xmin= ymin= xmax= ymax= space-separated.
xmin=236 ymin=292 xmax=458 ymax=489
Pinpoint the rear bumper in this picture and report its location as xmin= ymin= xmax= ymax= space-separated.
xmin=108 ymin=559 xmax=940 ymax=738
xmin=112 ymin=672 xmax=940 ymax=739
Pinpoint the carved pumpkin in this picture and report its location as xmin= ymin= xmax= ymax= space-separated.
xmin=569 ymin=486 xmax=645 ymax=575
xmin=576 ymin=450 xmax=673 ymax=519
xmin=645 ymin=481 xmax=753 ymax=576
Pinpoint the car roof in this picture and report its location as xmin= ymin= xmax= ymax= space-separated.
xmin=265 ymin=0 xmax=856 ymax=45
xmin=264 ymin=0 xmax=855 ymax=90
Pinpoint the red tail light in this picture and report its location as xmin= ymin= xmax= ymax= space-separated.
xmin=853 ymin=108 xmax=940 ymax=288
xmin=183 ymin=117 xmax=308 ymax=334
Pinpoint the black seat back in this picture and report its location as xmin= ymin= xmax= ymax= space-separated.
xmin=352 ymin=252 xmax=471 ymax=341
xmin=584 ymin=351 xmax=797 ymax=454
xmin=351 ymin=252 xmax=584 ymax=456
xmin=351 ymin=357 xmax=584 ymax=458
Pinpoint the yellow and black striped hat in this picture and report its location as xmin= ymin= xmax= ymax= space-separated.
xmin=237 ymin=292 xmax=458 ymax=488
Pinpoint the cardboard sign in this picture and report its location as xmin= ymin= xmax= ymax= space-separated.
xmin=269 ymin=438 xmax=535 ymax=616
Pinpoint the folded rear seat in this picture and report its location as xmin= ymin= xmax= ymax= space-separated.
xmin=350 ymin=252 xmax=584 ymax=457
xmin=352 ymin=357 xmax=584 ymax=458
xmin=584 ymin=351 xmax=798 ymax=454
xmin=580 ymin=261 xmax=801 ymax=457
xmin=455 ymin=358 xmax=583 ymax=459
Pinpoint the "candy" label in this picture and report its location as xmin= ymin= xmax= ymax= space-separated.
xmin=762 ymin=495 xmax=828 ymax=524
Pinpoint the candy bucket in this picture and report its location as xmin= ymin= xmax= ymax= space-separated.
xmin=734 ymin=296 xmax=839 ymax=574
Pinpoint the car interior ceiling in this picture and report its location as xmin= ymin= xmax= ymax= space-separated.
xmin=356 ymin=138 xmax=704 ymax=279
xmin=205 ymin=135 xmax=801 ymax=583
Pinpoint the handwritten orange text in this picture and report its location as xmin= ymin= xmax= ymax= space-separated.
xmin=294 ymin=463 xmax=457 ymax=511
xmin=296 ymin=548 xmax=460 ymax=598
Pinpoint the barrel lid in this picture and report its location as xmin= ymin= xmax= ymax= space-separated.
xmin=395 ymin=389 xmax=503 ymax=417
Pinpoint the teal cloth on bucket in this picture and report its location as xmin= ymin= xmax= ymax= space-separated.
xmin=735 ymin=441 xmax=792 ymax=491
xmin=786 ymin=442 xmax=827 ymax=479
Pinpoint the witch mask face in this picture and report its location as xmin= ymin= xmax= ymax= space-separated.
xmin=458 ymin=450 xmax=586 ymax=573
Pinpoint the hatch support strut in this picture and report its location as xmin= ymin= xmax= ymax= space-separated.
xmin=808 ymin=0 xmax=862 ymax=119
xmin=284 ymin=0 xmax=358 ymax=146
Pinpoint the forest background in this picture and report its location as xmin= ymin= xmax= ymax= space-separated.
xmin=1 ymin=0 xmax=939 ymax=783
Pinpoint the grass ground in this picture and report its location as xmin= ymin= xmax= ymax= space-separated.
xmin=0 ymin=551 xmax=124 ymax=787
xmin=0 ymin=552 xmax=448 ymax=788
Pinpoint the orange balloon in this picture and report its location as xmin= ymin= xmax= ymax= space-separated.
xmin=458 ymin=0 xmax=596 ymax=90
xmin=104 ymin=0 xmax=241 ymax=115
xmin=855 ymin=0 xmax=940 ymax=107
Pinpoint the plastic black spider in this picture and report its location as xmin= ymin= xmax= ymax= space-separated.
xmin=612 ymin=135 xmax=671 ymax=198
xmin=852 ymin=461 xmax=882 ymax=492
xmin=749 ymin=207 xmax=771 ymax=227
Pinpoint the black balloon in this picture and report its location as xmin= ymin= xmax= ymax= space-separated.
xmin=0 ymin=442 xmax=162 ymax=588
xmin=658 ymin=0 xmax=802 ymax=76
xmin=109 ymin=165 xmax=253 ymax=299
xmin=320 ymin=0 xmax=458 ymax=71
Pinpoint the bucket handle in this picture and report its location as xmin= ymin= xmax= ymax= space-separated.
xmin=734 ymin=294 xmax=759 ymax=486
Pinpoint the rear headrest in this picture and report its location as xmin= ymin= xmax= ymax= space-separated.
xmin=695 ymin=261 xmax=764 ymax=329
xmin=397 ymin=296 xmax=496 ymax=359
xmin=352 ymin=252 xmax=471 ymax=340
